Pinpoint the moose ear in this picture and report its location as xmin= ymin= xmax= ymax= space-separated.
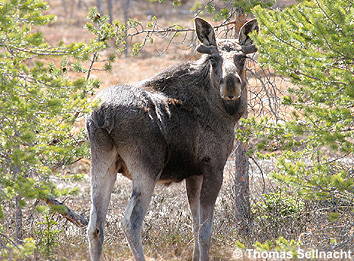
xmin=238 ymin=19 xmax=259 ymax=46
xmin=195 ymin=18 xmax=217 ymax=46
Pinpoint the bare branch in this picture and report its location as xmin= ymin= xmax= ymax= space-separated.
xmin=41 ymin=197 xmax=88 ymax=228
xmin=0 ymin=233 xmax=20 ymax=249
xmin=87 ymin=52 xmax=99 ymax=80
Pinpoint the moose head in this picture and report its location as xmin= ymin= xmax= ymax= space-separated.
xmin=195 ymin=18 xmax=258 ymax=115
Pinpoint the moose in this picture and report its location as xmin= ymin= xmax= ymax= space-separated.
xmin=86 ymin=18 xmax=258 ymax=261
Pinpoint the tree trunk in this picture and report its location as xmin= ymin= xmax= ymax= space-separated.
xmin=234 ymin=7 xmax=248 ymax=38
xmin=96 ymin=0 xmax=103 ymax=14
xmin=234 ymin=137 xmax=251 ymax=237
xmin=233 ymin=7 xmax=251 ymax=237
xmin=123 ymin=0 xmax=131 ymax=57
xmin=61 ymin=0 xmax=68 ymax=15
xmin=15 ymin=196 xmax=23 ymax=244
xmin=77 ymin=0 xmax=83 ymax=9
xmin=107 ymin=0 xmax=113 ymax=24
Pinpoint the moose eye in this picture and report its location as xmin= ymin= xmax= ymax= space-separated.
xmin=234 ymin=54 xmax=246 ymax=69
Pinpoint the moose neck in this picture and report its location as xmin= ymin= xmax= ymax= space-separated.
xmin=143 ymin=56 xmax=211 ymax=92
xmin=143 ymin=56 xmax=246 ymax=124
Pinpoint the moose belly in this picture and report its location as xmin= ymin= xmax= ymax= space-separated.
xmin=158 ymin=150 xmax=208 ymax=184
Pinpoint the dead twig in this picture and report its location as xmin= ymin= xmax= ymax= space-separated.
xmin=0 ymin=233 xmax=20 ymax=249
xmin=41 ymin=197 xmax=88 ymax=228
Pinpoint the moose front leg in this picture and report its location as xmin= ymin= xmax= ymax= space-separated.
xmin=186 ymin=175 xmax=203 ymax=261
xmin=198 ymin=171 xmax=223 ymax=261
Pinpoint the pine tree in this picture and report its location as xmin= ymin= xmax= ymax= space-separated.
xmin=249 ymin=0 xmax=353 ymax=204
xmin=0 ymin=0 xmax=123 ymax=256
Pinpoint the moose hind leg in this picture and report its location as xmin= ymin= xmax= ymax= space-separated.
xmin=87 ymin=128 xmax=118 ymax=261
xmin=121 ymin=172 xmax=156 ymax=261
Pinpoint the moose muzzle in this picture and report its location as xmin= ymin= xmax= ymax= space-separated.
xmin=220 ymin=74 xmax=242 ymax=101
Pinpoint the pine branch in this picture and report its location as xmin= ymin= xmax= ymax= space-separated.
xmin=0 ymin=43 xmax=70 ymax=56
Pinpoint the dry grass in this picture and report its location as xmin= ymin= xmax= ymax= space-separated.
xmin=54 ymin=159 xmax=243 ymax=261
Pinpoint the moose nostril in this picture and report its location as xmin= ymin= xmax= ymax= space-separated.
xmin=228 ymin=96 xmax=234 ymax=100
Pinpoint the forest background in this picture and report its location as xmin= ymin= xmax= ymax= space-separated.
xmin=0 ymin=0 xmax=352 ymax=260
